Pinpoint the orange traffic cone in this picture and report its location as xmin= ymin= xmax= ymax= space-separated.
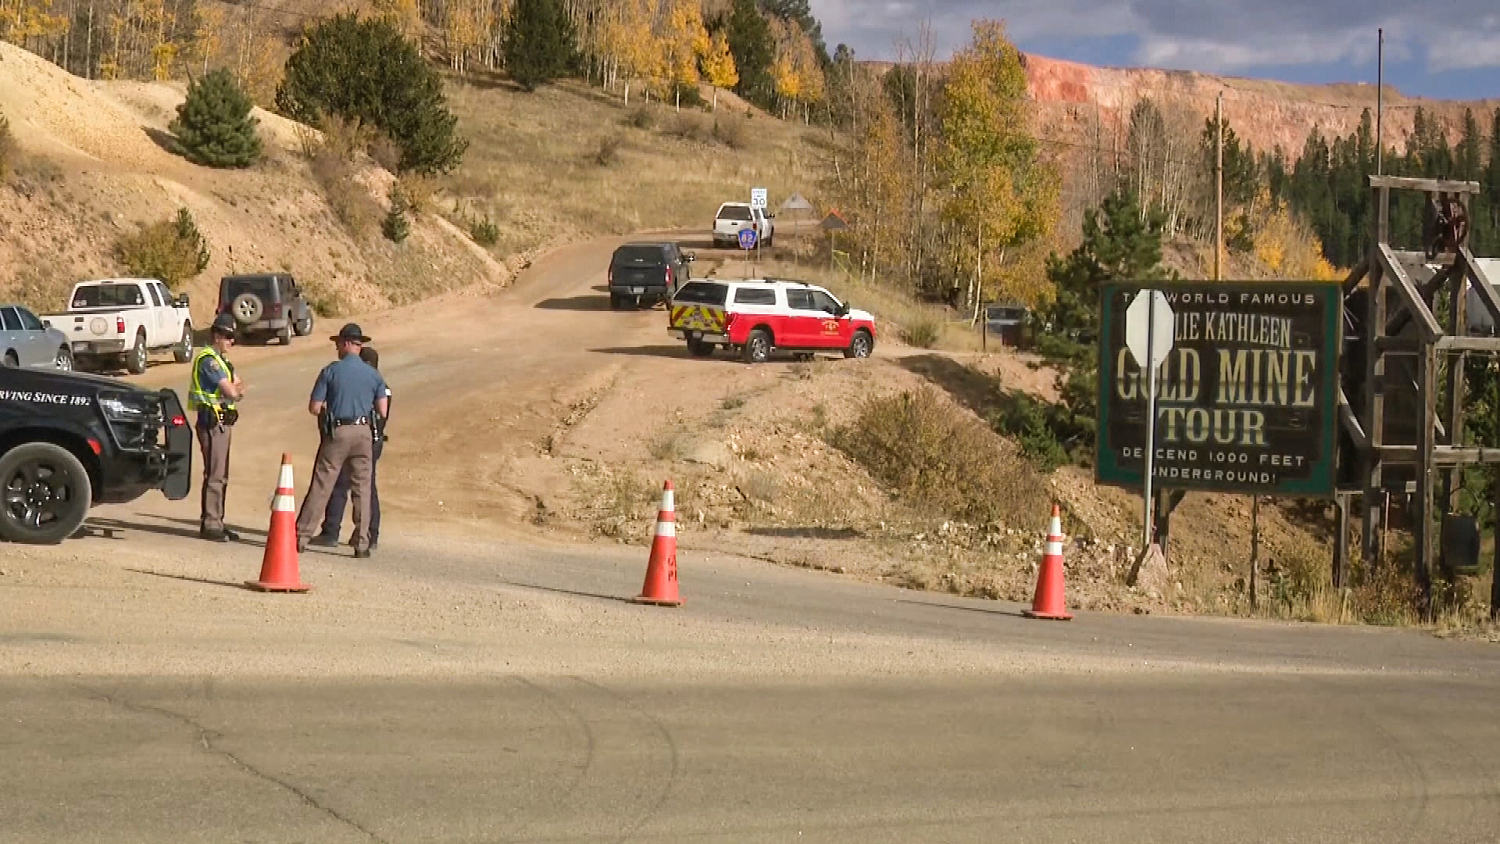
xmin=246 ymin=453 xmax=310 ymax=593
xmin=632 ymin=480 xmax=682 ymax=607
xmin=1024 ymin=503 xmax=1072 ymax=620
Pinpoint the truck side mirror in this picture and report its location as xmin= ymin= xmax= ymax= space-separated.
xmin=176 ymin=293 xmax=190 ymax=308
xmin=836 ymin=303 xmax=849 ymax=317
xmin=685 ymin=252 xmax=696 ymax=263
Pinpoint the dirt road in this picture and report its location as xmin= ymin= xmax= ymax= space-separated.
xmin=4 ymin=234 xmax=1500 ymax=841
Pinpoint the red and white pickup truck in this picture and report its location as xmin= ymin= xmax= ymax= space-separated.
xmin=668 ymin=278 xmax=876 ymax=363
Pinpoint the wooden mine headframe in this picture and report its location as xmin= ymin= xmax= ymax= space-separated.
xmin=1339 ymin=175 xmax=1500 ymax=618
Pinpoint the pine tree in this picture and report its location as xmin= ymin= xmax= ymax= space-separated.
xmin=725 ymin=0 xmax=774 ymax=109
xmin=503 ymin=0 xmax=578 ymax=92
xmin=276 ymin=14 xmax=468 ymax=175
xmin=169 ymin=68 xmax=262 ymax=168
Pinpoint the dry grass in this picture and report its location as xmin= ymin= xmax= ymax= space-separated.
xmin=0 ymin=109 xmax=16 ymax=181
xmin=440 ymin=77 xmax=821 ymax=258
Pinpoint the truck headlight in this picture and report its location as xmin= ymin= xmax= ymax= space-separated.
xmin=99 ymin=392 xmax=150 ymax=422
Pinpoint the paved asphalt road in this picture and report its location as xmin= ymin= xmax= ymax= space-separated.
xmin=3 ymin=529 xmax=1499 ymax=843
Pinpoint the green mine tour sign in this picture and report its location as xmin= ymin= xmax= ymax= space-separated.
xmin=1096 ymin=281 xmax=1341 ymax=497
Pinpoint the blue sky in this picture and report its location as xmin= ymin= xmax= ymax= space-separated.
xmin=808 ymin=0 xmax=1500 ymax=101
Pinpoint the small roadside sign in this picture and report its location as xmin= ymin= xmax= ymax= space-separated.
xmin=750 ymin=187 xmax=768 ymax=210
xmin=738 ymin=228 xmax=758 ymax=250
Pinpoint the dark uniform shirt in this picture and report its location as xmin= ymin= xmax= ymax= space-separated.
xmin=312 ymin=354 xmax=388 ymax=422
xmin=195 ymin=353 xmax=232 ymax=429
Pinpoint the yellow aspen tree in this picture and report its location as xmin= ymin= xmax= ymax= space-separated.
xmin=662 ymin=0 xmax=706 ymax=110
xmin=933 ymin=20 xmax=1057 ymax=314
xmin=699 ymin=30 xmax=736 ymax=111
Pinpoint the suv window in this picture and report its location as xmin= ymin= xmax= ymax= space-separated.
xmin=16 ymin=308 xmax=43 ymax=331
xmin=73 ymin=284 xmax=145 ymax=308
xmin=734 ymin=287 xmax=776 ymax=306
xmin=809 ymin=291 xmax=840 ymax=313
xmin=717 ymin=205 xmax=753 ymax=221
xmin=222 ymin=276 xmax=279 ymax=302
xmin=0 ymin=308 xmax=19 ymax=331
xmin=673 ymin=282 xmax=728 ymax=305
xmin=786 ymin=290 xmax=815 ymax=310
xmin=613 ymin=246 xmax=667 ymax=266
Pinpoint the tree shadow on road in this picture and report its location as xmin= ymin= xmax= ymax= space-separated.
xmin=535 ymin=295 xmax=616 ymax=312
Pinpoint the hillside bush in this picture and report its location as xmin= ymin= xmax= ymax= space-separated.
xmin=468 ymin=214 xmax=499 ymax=246
xmin=712 ymin=115 xmax=747 ymax=149
xmin=667 ymin=113 xmax=708 ymax=142
xmin=830 ymin=387 xmax=1047 ymax=525
xmin=986 ymin=393 xmax=1070 ymax=471
xmin=169 ymin=69 xmax=262 ymax=168
xmin=382 ymin=189 xmax=411 ymax=243
xmin=898 ymin=316 xmax=941 ymax=348
xmin=595 ymin=134 xmax=621 ymax=167
xmin=626 ymin=105 xmax=657 ymax=130
xmin=116 ymin=208 xmax=212 ymax=286
xmin=276 ymin=14 xmax=467 ymax=174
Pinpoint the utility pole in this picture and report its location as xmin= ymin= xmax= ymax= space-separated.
xmin=1376 ymin=28 xmax=1384 ymax=176
xmin=1215 ymin=91 xmax=1224 ymax=283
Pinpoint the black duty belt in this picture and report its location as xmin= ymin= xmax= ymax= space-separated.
xmin=333 ymin=417 xmax=370 ymax=427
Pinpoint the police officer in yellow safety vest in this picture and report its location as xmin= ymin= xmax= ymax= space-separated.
xmin=189 ymin=313 xmax=247 ymax=542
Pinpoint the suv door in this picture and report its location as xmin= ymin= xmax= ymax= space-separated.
xmin=0 ymin=307 xmax=24 ymax=366
xmin=807 ymin=289 xmax=853 ymax=349
xmin=784 ymin=289 xmax=821 ymax=347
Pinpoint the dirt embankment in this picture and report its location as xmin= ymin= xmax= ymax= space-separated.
xmin=0 ymin=40 xmax=513 ymax=323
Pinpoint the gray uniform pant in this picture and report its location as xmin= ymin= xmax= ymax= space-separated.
xmin=197 ymin=423 xmax=231 ymax=532
xmin=296 ymin=424 xmax=374 ymax=549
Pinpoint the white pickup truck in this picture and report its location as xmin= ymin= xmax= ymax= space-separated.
xmin=712 ymin=201 xmax=775 ymax=249
xmin=42 ymin=278 xmax=194 ymax=374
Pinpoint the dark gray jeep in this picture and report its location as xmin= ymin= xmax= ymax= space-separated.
xmin=218 ymin=273 xmax=315 ymax=345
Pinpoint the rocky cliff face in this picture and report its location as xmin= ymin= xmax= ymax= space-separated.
xmin=1024 ymin=52 xmax=1500 ymax=161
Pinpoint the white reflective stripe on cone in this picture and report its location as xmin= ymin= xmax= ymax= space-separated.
xmin=1044 ymin=541 xmax=1063 ymax=556
xmin=278 ymin=464 xmax=295 ymax=489
xmin=1048 ymin=518 xmax=1062 ymax=536
xmin=273 ymin=494 xmax=295 ymax=512
xmin=661 ymin=490 xmax=675 ymax=512
xmin=655 ymin=520 xmax=677 ymax=538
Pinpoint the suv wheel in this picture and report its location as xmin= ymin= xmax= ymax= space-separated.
xmin=173 ymin=323 xmax=192 ymax=363
xmin=278 ymin=324 xmax=293 ymax=345
xmin=54 ymin=347 xmax=73 ymax=371
xmin=127 ymin=331 xmax=147 ymax=374
xmin=844 ymin=329 xmax=873 ymax=359
xmin=0 ymin=442 xmax=92 ymax=544
xmin=742 ymin=328 xmax=772 ymax=364
xmin=609 ymin=293 xmax=623 ymax=310
xmin=293 ymin=312 xmax=314 ymax=337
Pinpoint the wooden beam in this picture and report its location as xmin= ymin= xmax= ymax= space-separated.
xmin=1414 ymin=344 xmax=1436 ymax=616
xmin=1458 ymin=246 xmax=1500 ymax=326
xmin=1339 ymin=386 xmax=1369 ymax=451
xmin=1377 ymin=445 xmax=1500 ymax=465
xmin=1434 ymin=336 xmax=1500 ymax=352
xmin=1341 ymin=259 xmax=1370 ymax=294
xmin=1368 ymin=174 xmax=1480 ymax=194
xmin=1378 ymin=243 xmax=1442 ymax=340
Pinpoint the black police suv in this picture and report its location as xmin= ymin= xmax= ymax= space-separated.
xmin=0 ymin=366 xmax=192 ymax=543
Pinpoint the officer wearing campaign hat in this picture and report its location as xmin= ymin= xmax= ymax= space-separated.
xmin=295 ymin=323 xmax=389 ymax=558
xmin=189 ymin=313 xmax=247 ymax=541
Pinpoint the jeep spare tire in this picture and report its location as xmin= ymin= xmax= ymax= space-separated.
xmin=232 ymin=293 xmax=264 ymax=325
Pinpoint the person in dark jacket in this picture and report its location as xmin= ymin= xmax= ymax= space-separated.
xmin=311 ymin=345 xmax=389 ymax=550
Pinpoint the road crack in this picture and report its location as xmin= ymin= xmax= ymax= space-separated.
xmin=81 ymin=687 xmax=388 ymax=844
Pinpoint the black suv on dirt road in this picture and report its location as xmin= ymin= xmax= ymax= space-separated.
xmin=608 ymin=242 xmax=694 ymax=309
xmin=218 ymin=273 xmax=315 ymax=345
xmin=0 ymin=367 xmax=192 ymax=543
